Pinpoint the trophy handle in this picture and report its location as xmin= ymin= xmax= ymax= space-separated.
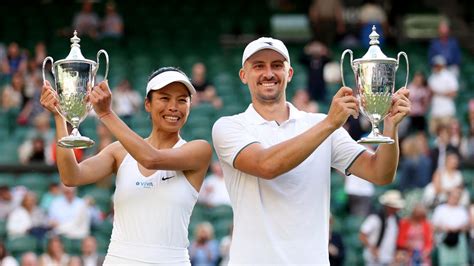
xmin=42 ymin=56 xmax=54 ymax=84
xmin=96 ymin=49 xmax=109 ymax=81
xmin=340 ymin=49 xmax=353 ymax=87
xmin=397 ymin=52 xmax=409 ymax=89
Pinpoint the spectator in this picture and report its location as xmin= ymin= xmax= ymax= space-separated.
xmin=219 ymin=225 xmax=232 ymax=266
xmin=428 ymin=20 xmax=461 ymax=77
xmin=469 ymin=203 xmax=474 ymax=264
xmin=360 ymin=190 xmax=404 ymax=265
xmin=6 ymin=191 xmax=51 ymax=240
xmin=299 ymin=41 xmax=330 ymax=104
xmin=101 ymin=1 xmax=124 ymax=39
xmin=39 ymin=236 xmax=70 ymax=266
xmin=460 ymin=100 xmax=474 ymax=162
xmin=291 ymin=89 xmax=318 ymax=113
xmin=427 ymin=55 xmax=458 ymax=134
xmin=396 ymin=204 xmax=433 ymax=265
xmin=198 ymin=161 xmax=231 ymax=208
xmin=18 ymin=113 xmax=55 ymax=165
xmin=449 ymin=118 xmax=463 ymax=152
xmin=423 ymin=151 xmax=470 ymax=208
xmin=20 ymin=252 xmax=38 ymax=266
xmin=39 ymin=183 xmax=62 ymax=211
xmin=17 ymin=58 xmax=45 ymax=126
xmin=307 ymin=0 xmax=345 ymax=46
xmin=429 ymin=124 xmax=458 ymax=177
xmin=47 ymin=185 xmax=90 ymax=240
xmin=0 ymin=186 xmax=17 ymax=220
xmin=72 ymin=0 xmax=100 ymax=39
xmin=431 ymin=187 xmax=470 ymax=266
xmin=191 ymin=62 xmax=222 ymax=109
xmin=188 ymin=222 xmax=220 ymax=266
xmin=0 ymin=242 xmax=18 ymax=266
xmin=33 ymin=42 xmax=47 ymax=68
xmin=344 ymin=173 xmax=374 ymax=217
xmin=111 ymin=79 xmax=141 ymax=124
xmin=406 ymin=71 xmax=431 ymax=133
xmin=1 ymin=72 xmax=27 ymax=112
xmin=329 ymin=215 xmax=345 ymax=266
xmin=83 ymin=196 xmax=103 ymax=229
xmin=0 ymin=42 xmax=27 ymax=77
xmin=358 ymin=0 xmax=389 ymax=47
xmin=397 ymin=133 xmax=432 ymax=192
xmin=79 ymin=236 xmax=105 ymax=266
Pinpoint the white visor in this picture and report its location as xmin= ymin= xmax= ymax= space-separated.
xmin=145 ymin=71 xmax=196 ymax=96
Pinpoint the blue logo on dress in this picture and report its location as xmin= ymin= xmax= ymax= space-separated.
xmin=135 ymin=181 xmax=154 ymax=189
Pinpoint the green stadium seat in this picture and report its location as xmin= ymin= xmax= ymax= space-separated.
xmin=0 ymin=174 xmax=16 ymax=187
xmin=16 ymin=173 xmax=50 ymax=195
xmin=94 ymin=219 xmax=113 ymax=238
xmin=94 ymin=233 xmax=110 ymax=255
xmin=0 ymin=220 xmax=7 ymax=239
xmin=61 ymin=237 xmax=82 ymax=256
xmin=6 ymin=235 xmax=38 ymax=257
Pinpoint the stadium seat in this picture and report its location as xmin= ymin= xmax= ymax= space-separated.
xmin=0 ymin=220 xmax=7 ymax=239
xmin=61 ymin=237 xmax=83 ymax=256
xmin=6 ymin=235 xmax=38 ymax=257
xmin=16 ymin=173 xmax=50 ymax=195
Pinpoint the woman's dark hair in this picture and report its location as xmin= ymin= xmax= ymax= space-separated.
xmin=146 ymin=67 xmax=190 ymax=101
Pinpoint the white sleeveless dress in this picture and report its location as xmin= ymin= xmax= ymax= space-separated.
xmin=103 ymin=139 xmax=198 ymax=265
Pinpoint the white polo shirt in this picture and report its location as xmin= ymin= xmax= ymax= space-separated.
xmin=212 ymin=103 xmax=365 ymax=264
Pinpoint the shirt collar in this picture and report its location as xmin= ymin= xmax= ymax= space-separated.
xmin=243 ymin=102 xmax=304 ymax=125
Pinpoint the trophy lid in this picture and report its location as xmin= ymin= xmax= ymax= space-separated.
xmin=56 ymin=31 xmax=95 ymax=65
xmin=354 ymin=25 xmax=396 ymax=64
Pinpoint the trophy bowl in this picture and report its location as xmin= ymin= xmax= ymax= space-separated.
xmin=341 ymin=26 xmax=408 ymax=144
xmin=42 ymin=31 xmax=109 ymax=149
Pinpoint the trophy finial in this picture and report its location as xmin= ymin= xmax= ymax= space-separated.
xmin=70 ymin=30 xmax=81 ymax=48
xmin=65 ymin=30 xmax=86 ymax=61
xmin=369 ymin=25 xmax=380 ymax=46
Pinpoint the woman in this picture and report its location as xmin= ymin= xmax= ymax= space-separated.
xmin=396 ymin=204 xmax=433 ymax=265
xmin=431 ymin=187 xmax=470 ymax=266
xmin=39 ymin=236 xmax=70 ymax=266
xmin=6 ymin=191 xmax=51 ymax=240
xmin=40 ymin=67 xmax=212 ymax=265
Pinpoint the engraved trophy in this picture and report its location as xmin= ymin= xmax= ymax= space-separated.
xmin=340 ymin=26 xmax=409 ymax=144
xmin=42 ymin=31 xmax=109 ymax=148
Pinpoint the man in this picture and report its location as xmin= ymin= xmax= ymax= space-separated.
xmin=428 ymin=20 xmax=461 ymax=77
xmin=212 ymin=37 xmax=410 ymax=264
xmin=359 ymin=190 xmax=405 ymax=265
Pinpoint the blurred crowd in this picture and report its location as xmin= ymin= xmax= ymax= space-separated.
xmin=0 ymin=0 xmax=473 ymax=265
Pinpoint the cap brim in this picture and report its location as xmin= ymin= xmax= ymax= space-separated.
xmin=242 ymin=46 xmax=290 ymax=66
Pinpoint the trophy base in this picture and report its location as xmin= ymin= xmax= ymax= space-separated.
xmin=357 ymin=135 xmax=394 ymax=145
xmin=58 ymin=136 xmax=95 ymax=149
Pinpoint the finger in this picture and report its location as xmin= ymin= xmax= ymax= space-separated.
xmin=43 ymin=80 xmax=51 ymax=87
xmin=344 ymin=102 xmax=359 ymax=118
xmin=335 ymin=87 xmax=353 ymax=97
xmin=99 ymin=80 xmax=110 ymax=91
xmin=340 ymin=95 xmax=358 ymax=103
xmin=395 ymin=88 xmax=409 ymax=97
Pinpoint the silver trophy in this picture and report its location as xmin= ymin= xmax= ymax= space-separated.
xmin=42 ymin=31 xmax=109 ymax=149
xmin=341 ymin=26 xmax=409 ymax=144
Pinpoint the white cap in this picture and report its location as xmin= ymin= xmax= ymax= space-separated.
xmin=145 ymin=70 xmax=196 ymax=96
xmin=379 ymin=190 xmax=405 ymax=209
xmin=431 ymin=55 xmax=446 ymax=66
xmin=242 ymin=37 xmax=290 ymax=66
